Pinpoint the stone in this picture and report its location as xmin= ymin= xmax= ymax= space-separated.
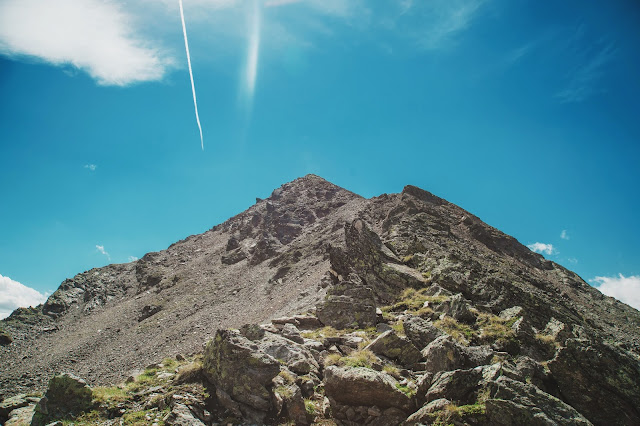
xmin=421 ymin=335 xmax=494 ymax=374
xmin=441 ymin=294 xmax=476 ymax=323
xmin=164 ymin=403 xmax=206 ymax=426
xmin=202 ymin=329 xmax=280 ymax=423
xmin=0 ymin=394 xmax=30 ymax=423
xmin=258 ymin=333 xmax=319 ymax=375
xmin=316 ymin=276 xmax=377 ymax=329
xmin=274 ymin=384 xmax=309 ymax=425
xmin=405 ymin=398 xmax=451 ymax=424
xmin=239 ymin=323 xmax=265 ymax=341
xmin=31 ymin=373 xmax=93 ymax=426
xmin=547 ymin=338 xmax=640 ymax=426
xmin=323 ymin=366 xmax=413 ymax=411
xmin=280 ymin=323 xmax=304 ymax=344
xmin=403 ymin=316 xmax=443 ymax=350
xmin=365 ymin=330 xmax=423 ymax=368
xmin=485 ymin=376 xmax=592 ymax=425
xmin=5 ymin=404 xmax=36 ymax=426
xmin=221 ymin=248 xmax=247 ymax=265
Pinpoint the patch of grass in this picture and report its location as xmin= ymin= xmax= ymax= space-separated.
xmin=382 ymin=288 xmax=449 ymax=315
xmin=278 ymin=369 xmax=297 ymax=385
xmin=304 ymin=399 xmax=317 ymax=416
xmin=93 ymin=386 xmax=128 ymax=404
xmin=434 ymin=316 xmax=474 ymax=345
xmin=535 ymin=333 xmax=559 ymax=348
xmin=477 ymin=313 xmax=517 ymax=343
xmin=395 ymin=382 xmax=416 ymax=398
xmin=121 ymin=408 xmax=167 ymax=426
xmin=383 ymin=364 xmax=401 ymax=378
xmin=325 ymin=350 xmax=378 ymax=369
xmin=274 ymin=385 xmax=295 ymax=399
xmin=429 ymin=403 xmax=486 ymax=426
xmin=301 ymin=326 xmax=340 ymax=339
xmin=175 ymin=360 xmax=203 ymax=384
xmin=391 ymin=321 xmax=405 ymax=336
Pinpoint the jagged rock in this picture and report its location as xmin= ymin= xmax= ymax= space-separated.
xmin=239 ymin=323 xmax=265 ymax=341
xmin=405 ymin=398 xmax=451 ymax=425
xmin=403 ymin=316 xmax=443 ymax=350
xmin=542 ymin=317 xmax=573 ymax=344
xmin=274 ymin=384 xmax=308 ymax=425
xmin=441 ymin=294 xmax=476 ymax=323
xmin=421 ymin=335 xmax=494 ymax=374
xmin=1 ymin=394 xmax=30 ymax=423
xmin=221 ymin=248 xmax=246 ymax=265
xmin=280 ymin=323 xmax=304 ymax=344
xmin=5 ymin=404 xmax=36 ymax=426
xmin=324 ymin=366 xmax=413 ymax=411
xmin=547 ymin=338 xmax=640 ymax=426
xmin=31 ymin=373 xmax=93 ymax=426
xmin=424 ymin=366 xmax=487 ymax=405
xmin=138 ymin=304 xmax=162 ymax=321
xmin=202 ymin=329 xmax=280 ymax=423
xmin=0 ymin=328 xmax=12 ymax=346
xmin=272 ymin=315 xmax=323 ymax=330
xmin=164 ymin=403 xmax=206 ymax=425
xmin=259 ymin=333 xmax=319 ymax=375
xmin=316 ymin=276 xmax=377 ymax=329
xmin=365 ymin=330 xmax=423 ymax=368
xmin=485 ymin=376 xmax=592 ymax=425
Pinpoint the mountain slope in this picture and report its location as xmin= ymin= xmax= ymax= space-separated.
xmin=2 ymin=175 xmax=639 ymax=415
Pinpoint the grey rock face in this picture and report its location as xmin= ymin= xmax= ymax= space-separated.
xmin=403 ymin=316 xmax=443 ymax=350
xmin=548 ymin=338 xmax=640 ymax=426
xmin=31 ymin=374 xmax=93 ymax=426
xmin=316 ymin=277 xmax=377 ymax=329
xmin=421 ymin=335 xmax=494 ymax=374
xmin=202 ymin=329 xmax=280 ymax=423
xmin=365 ymin=330 xmax=423 ymax=368
xmin=324 ymin=366 xmax=413 ymax=411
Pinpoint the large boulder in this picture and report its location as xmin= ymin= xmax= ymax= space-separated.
xmin=421 ymin=335 xmax=494 ymax=374
xmin=547 ymin=338 xmax=640 ymax=426
xmin=316 ymin=276 xmax=377 ymax=329
xmin=258 ymin=333 xmax=319 ymax=375
xmin=364 ymin=330 xmax=422 ymax=368
xmin=485 ymin=376 xmax=592 ymax=425
xmin=403 ymin=316 xmax=443 ymax=350
xmin=31 ymin=373 xmax=93 ymax=426
xmin=202 ymin=329 xmax=280 ymax=423
xmin=324 ymin=366 xmax=413 ymax=412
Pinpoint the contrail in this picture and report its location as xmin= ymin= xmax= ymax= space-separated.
xmin=178 ymin=0 xmax=203 ymax=150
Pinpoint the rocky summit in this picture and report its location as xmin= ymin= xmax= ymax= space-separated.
xmin=1 ymin=174 xmax=639 ymax=425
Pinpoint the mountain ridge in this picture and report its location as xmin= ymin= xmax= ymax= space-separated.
xmin=1 ymin=175 xmax=639 ymax=425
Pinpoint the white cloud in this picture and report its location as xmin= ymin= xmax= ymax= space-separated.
xmin=555 ymin=35 xmax=617 ymax=103
xmin=593 ymin=274 xmax=640 ymax=311
xmin=0 ymin=274 xmax=47 ymax=319
xmin=527 ymin=242 xmax=556 ymax=255
xmin=128 ymin=256 xmax=139 ymax=262
xmin=84 ymin=164 xmax=97 ymax=171
xmin=0 ymin=0 xmax=172 ymax=86
xmin=96 ymin=244 xmax=111 ymax=260
xmin=560 ymin=230 xmax=569 ymax=240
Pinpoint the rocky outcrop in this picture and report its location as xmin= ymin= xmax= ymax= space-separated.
xmin=548 ymin=338 xmax=640 ymax=425
xmin=316 ymin=275 xmax=377 ymax=329
xmin=324 ymin=366 xmax=413 ymax=412
xmin=365 ymin=330 xmax=422 ymax=368
xmin=403 ymin=316 xmax=443 ymax=349
xmin=202 ymin=329 xmax=280 ymax=423
xmin=31 ymin=373 xmax=93 ymax=426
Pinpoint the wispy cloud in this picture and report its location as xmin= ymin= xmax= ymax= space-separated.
xmin=0 ymin=0 xmax=172 ymax=86
xmin=84 ymin=164 xmax=97 ymax=172
xmin=96 ymin=244 xmax=111 ymax=261
xmin=0 ymin=274 xmax=47 ymax=319
xmin=128 ymin=256 xmax=139 ymax=262
xmin=560 ymin=230 xmax=569 ymax=240
xmin=527 ymin=242 xmax=556 ymax=255
xmin=593 ymin=274 xmax=640 ymax=311
xmin=555 ymin=36 xmax=617 ymax=103
xmin=402 ymin=0 xmax=486 ymax=50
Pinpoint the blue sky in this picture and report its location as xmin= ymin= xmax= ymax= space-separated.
xmin=1 ymin=0 xmax=639 ymax=317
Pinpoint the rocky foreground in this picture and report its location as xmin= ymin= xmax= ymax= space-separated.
xmin=1 ymin=175 xmax=640 ymax=425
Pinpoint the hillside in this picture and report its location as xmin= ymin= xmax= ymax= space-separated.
xmin=1 ymin=174 xmax=639 ymax=425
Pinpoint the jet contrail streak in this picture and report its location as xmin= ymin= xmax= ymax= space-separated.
xmin=178 ymin=0 xmax=203 ymax=150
